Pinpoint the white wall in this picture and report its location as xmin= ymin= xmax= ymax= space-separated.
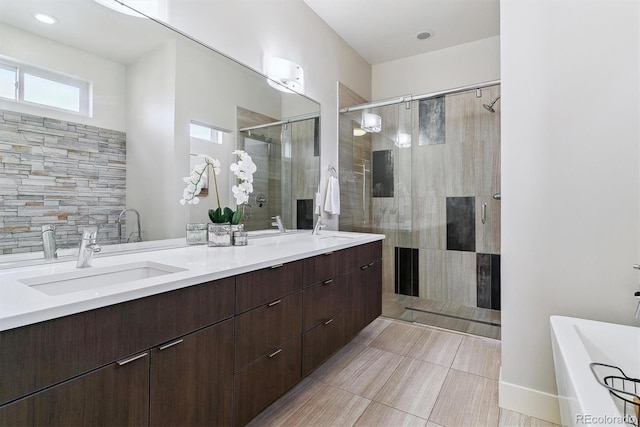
xmin=0 ymin=23 xmax=126 ymax=131
xmin=126 ymin=42 xmax=177 ymax=241
xmin=372 ymin=36 xmax=500 ymax=100
xmin=500 ymin=0 xmax=640 ymax=423
xmin=164 ymin=0 xmax=372 ymax=230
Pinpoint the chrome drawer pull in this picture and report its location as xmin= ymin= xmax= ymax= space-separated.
xmin=268 ymin=349 xmax=282 ymax=358
xmin=324 ymin=318 xmax=334 ymax=325
xmin=368 ymin=262 xmax=374 ymax=266
xmin=323 ymin=252 xmax=333 ymax=256
xmin=361 ymin=265 xmax=369 ymax=270
xmin=117 ymin=352 xmax=148 ymax=366
xmin=268 ymin=299 xmax=282 ymax=307
xmin=159 ymin=339 xmax=184 ymax=351
xmin=323 ymin=279 xmax=333 ymax=285
xmin=270 ymin=264 xmax=284 ymax=269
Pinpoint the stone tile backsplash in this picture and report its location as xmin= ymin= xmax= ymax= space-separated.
xmin=0 ymin=109 xmax=126 ymax=254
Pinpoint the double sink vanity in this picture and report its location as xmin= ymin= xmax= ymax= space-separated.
xmin=0 ymin=231 xmax=384 ymax=426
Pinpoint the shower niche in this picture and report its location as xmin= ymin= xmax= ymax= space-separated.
xmin=338 ymin=83 xmax=501 ymax=339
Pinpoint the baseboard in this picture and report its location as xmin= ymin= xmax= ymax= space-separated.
xmin=499 ymin=370 xmax=563 ymax=425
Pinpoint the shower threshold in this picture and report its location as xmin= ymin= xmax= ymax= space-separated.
xmin=405 ymin=306 xmax=501 ymax=328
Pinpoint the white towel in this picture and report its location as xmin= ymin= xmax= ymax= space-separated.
xmin=323 ymin=176 xmax=340 ymax=215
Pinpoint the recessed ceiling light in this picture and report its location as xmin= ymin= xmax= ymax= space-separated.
xmin=416 ymin=31 xmax=433 ymax=40
xmin=33 ymin=12 xmax=58 ymax=24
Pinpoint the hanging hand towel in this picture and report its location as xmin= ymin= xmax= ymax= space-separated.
xmin=323 ymin=176 xmax=341 ymax=215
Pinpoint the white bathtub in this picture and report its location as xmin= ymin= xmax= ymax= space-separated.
xmin=551 ymin=316 xmax=640 ymax=427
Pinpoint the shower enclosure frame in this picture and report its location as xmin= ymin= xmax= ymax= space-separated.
xmin=338 ymin=79 xmax=502 ymax=340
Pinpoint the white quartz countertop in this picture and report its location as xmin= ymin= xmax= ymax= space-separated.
xmin=0 ymin=231 xmax=384 ymax=332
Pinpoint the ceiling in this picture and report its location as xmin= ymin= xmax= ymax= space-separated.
xmin=302 ymin=0 xmax=500 ymax=66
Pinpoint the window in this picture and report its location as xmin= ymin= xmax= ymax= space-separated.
xmin=0 ymin=58 xmax=91 ymax=116
xmin=190 ymin=122 xmax=223 ymax=144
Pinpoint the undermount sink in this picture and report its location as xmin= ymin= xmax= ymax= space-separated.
xmin=315 ymin=235 xmax=355 ymax=240
xmin=19 ymin=261 xmax=187 ymax=296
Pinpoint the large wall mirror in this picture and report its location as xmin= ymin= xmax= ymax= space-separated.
xmin=0 ymin=0 xmax=320 ymax=260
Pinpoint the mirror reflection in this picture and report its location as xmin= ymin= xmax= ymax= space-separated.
xmin=0 ymin=0 xmax=320 ymax=260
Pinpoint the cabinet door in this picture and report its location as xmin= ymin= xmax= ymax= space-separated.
xmin=302 ymin=310 xmax=345 ymax=376
xmin=302 ymin=246 xmax=357 ymax=287
xmin=0 ymin=352 xmax=149 ymax=427
xmin=233 ymin=337 xmax=301 ymax=427
xmin=344 ymin=268 xmax=367 ymax=339
xmin=302 ymin=274 xmax=345 ymax=332
xmin=150 ymin=319 xmax=234 ymax=427
xmin=235 ymin=293 xmax=302 ymax=370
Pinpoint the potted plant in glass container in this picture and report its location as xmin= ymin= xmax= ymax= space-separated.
xmin=180 ymin=150 xmax=256 ymax=246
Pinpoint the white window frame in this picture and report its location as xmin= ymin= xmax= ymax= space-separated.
xmin=189 ymin=121 xmax=224 ymax=144
xmin=0 ymin=57 xmax=92 ymax=117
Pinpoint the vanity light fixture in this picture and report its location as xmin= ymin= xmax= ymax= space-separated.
xmin=33 ymin=12 xmax=58 ymax=24
xmin=265 ymin=57 xmax=305 ymax=94
xmin=362 ymin=112 xmax=382 ymax=133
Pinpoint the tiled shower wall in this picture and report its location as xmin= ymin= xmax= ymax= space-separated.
xmin=0 ymin=109 xmax=126 ymax=254
xmin=339 ymin=85 xmax=501 ymax=311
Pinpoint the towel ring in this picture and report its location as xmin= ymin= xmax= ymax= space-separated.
xmin=328 ymin=165 xmax=338 ymax=178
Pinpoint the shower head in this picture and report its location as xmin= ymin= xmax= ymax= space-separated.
xmin=483 ymin=96 xmax=501 ymax=113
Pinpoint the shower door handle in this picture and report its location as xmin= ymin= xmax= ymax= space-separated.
xmin=481 ymin=203 xmax=487 ymax=225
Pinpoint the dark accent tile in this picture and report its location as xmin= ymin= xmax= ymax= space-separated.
xmin=372 ymin=150 xmax=394 ymax=197
xmin=491 ymin=254 xmax=501 ymax=310
xmin=476 ymin=253 xmax=501 ymax=311
xmin=394 ymin=247 xmax=419 ymax=297
xmin=296 ymin=199 xmax=314 ymax=229
xmin=314 ymin=117 xmax=320 ymax=157
xmin=446 ymin=197 xmax=475 ymax=252
xmin=418 ymin=96 xmax=445 ymax=146
xmin=476 ymin=254 xmax=492 ymax=309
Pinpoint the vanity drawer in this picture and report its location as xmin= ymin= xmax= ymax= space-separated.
xmin=302 ymin=310 xmax=346 ymax=376
xmin=302 ymin=246 xmax=358 ymax=287
xmin=233 ymin=336 xmax=301 ymax=427
xmin=356 ymin=241 xmax=383 ymax=267
xmin=236 ymin=260 xmax=303 ymax=314
xmin=302 ymin=274 xmax=346 ymax=332
xmin=235 ymin=292 xmax=302 ymax=370
xmin=0 ymin=277 xmax=235 ymax=406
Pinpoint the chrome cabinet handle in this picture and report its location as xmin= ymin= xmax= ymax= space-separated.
xmin=323 ymin=279 xmax=333 ymax=285
xmin=368 ymin=262 xmax=374 ymax=267
xmin=117 ymin=352 xmax=148 ymax=366
xmin=324 ymin=318 xmax=334 ymax=325
xmin=270 ymin=264 xmax=283 ymax=269
xmin=268 ymin=299 xmax=282 ymax=307
xmin=159 ymin=339 xmax=183 ymax=351
xmin=481 ymin=203 xmax=487 ymax=224
xmin=323 ymin=252 xmax=333 ymax=256
xmin=268 ymin=349 xmax=282 ymax=358
xmin=361 ymin=265 xmax=369 ymax=270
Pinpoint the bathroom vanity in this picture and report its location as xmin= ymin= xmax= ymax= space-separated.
xmin=0 ymin=231 xmax=383 ymax=426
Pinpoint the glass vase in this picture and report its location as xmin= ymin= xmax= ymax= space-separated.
xmin=208 ymin=222 xmax=232 ymax=247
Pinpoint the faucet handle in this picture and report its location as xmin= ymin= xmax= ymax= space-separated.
xmin=633 ymin=264 xmax=640 ymax=270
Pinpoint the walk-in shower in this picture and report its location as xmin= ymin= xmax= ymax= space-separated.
xmin=338 ymin=82 xmax=501 ymax=339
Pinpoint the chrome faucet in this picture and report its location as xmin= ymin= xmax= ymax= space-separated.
xmin=77 ymin=227 xmax=101 ymax=268
xmin=271 ymin=215 xmax=286 ymax=233
xmin=41 ymin=225 xmax=58 ymax=260
xmin=312 ymin=217 xmax=327 ymax=235
xmin=635 ymin=291 xmax=640 ymax=319
xmin=118 ymin=208 xmax=142 ymax=243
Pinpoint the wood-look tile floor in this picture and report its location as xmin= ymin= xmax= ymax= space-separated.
xmin=247 ymin=317 xmax=559 ymax=427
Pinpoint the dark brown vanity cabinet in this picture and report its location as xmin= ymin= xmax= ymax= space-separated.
xmin=0 ymin=277 xmax=235 ymax=427
xmin=0 ymin=240 xmax=383 ymax=427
